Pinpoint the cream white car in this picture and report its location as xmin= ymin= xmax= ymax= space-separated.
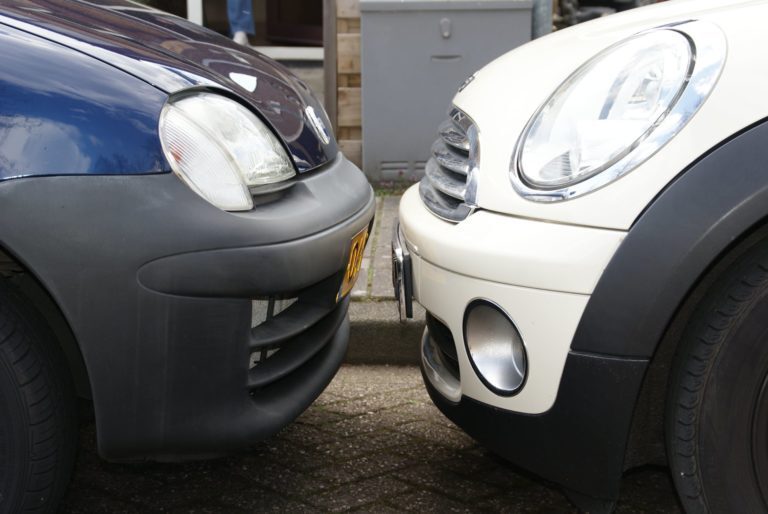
xmin=393 ymin=1 xmax=768 ymax=511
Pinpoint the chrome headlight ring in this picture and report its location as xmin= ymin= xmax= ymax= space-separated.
xmin=509 ymin=20 xmax=726 ymax=202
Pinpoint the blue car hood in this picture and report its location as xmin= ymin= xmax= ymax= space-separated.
xmin=0 ymin=0 xmax=336 ymax=172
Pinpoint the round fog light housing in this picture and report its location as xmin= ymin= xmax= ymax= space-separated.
xmin=464 ymin=300 xmax=527 ymax=395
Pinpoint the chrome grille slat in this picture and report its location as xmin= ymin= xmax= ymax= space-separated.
xmin=425 ymin=159 xmax=465 ymax=200
xmin=420 ymin=108 xmax=476 ymax=223
xmin=418 ymin=180 xmax=472 ymax=222
xmin=438 ymin=119 xmax=470 ymax=152
xmin=431 ymin=140 xmax=469 ymax=176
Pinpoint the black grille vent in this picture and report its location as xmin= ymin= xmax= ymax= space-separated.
xmin=426 ymin=313 xmax=460 ymax=381
xmin=247 ymin=274 xmax=347 ymax=391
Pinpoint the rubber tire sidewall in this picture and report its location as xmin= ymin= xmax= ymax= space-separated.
xmin=667 ymin=243 xmax=768 ymax=513
xmin=0 ymin=281 xmax=77 ymax=514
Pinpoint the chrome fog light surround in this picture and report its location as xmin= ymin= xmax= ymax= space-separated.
xmin=421 ymin=328 xmax=461 ymax=403
xmin=464 ymin=299 xmax=527 ymax=396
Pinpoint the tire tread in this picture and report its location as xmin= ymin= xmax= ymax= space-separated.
xmin=667 ymin=244 xmax=768 ymax=513
xmin=0 ymin=279 xmax=76 ymax=513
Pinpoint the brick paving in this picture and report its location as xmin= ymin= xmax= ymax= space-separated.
xmin=62 ymin=365 xmax=682 ymax=513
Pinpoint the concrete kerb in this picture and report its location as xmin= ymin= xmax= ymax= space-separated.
xmin=346 ymin=190 xmax=426 ymax=365
xmin=347 ymin=300 xmax=425 ymax=365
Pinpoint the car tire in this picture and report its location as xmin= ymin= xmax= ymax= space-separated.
xmin=666 ymin=240 xmax=768 ymax=513
xmin=0 ymin=279 xmax=77 ymax=513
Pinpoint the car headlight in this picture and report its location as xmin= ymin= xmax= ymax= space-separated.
xmin=159 ymin=92 xmax=295 ymax=211
xmin=511 ymin=21 xmax=725 ymax=201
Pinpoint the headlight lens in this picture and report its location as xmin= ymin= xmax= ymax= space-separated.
xmin=512 ymin=22 xmax=725 ymax=201
xmin=159 ymin=93 xmax=295 ymax=211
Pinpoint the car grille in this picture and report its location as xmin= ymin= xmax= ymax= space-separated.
xmin=419 ymin=108 xmax=478 ymax=222
xmin=246 ymin=274 xmax=348 ymax=392
xmin=249 ymin=297 xmax=298 ymax=369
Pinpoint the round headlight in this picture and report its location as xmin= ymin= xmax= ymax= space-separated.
xmin=511 ymin=21 xmax=725 ymax=201
xmin=464 ymin=300 xmax=526 ymax=395
xmin=159 ymin=92 xmax=296 ymax=211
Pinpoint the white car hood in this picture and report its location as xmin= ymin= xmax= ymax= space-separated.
xmin=456 ymin=0 xmax=766 ymax=230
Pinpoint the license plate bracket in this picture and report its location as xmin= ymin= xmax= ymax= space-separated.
xmin=391 ymin=222 xmax=413 ymax=321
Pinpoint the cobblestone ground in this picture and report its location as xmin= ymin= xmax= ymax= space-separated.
xmin=62 ymin=365 xmax=681 ymax=513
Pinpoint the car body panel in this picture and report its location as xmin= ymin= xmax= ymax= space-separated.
xmin=574 ymin=118 xmax=768 ymax=357
xmin=0 ymin=0 xmax=336 ymax=173
xmin=399 ymin=186 xmax=625 ymax=295
xmin=0 ymin=0 xmax=374 ymax=463
xmin=0 ymin=156 xmax=374 ymax=459
xmin=400 ymin=184 xmax=624 ymax=413
xmin=400 ymin=0 xmax=768 ymax=504
xmin=417 ymin=119 xmax=768 ymax=499
xmin=0 ymin=22 xmax=167 ymax=178
xmin=412 ymin=251 xmax=590 ymax=414
xmin=453 ymin=0 xmax=768 ymax=230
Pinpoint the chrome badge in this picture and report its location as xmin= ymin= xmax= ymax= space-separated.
xmin=305 ymin=106 xmax=331 ymax=145
xmin=458 ymin=73 xmax=476 ymax=92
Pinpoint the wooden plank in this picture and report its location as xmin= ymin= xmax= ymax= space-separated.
xmin=323 ymin=0 xmax=338 ymax=130
xmin=336 ymin=0 xmax=360 ymax=18
xmin=339 ymin=140 xmax=362 ymax=167
xmin=337 ymin=87 xmax=361 ymax=127
xmin=338 ymin=74 xmax=362 ymax=88
xmin=346 ymin=74 xmax=361 ymax=87
xmin=346 ymin=18 xmax=361 ymax=33
xmin=337 ymin=34 xmax=360 ymax=74
xmin=339 ymin=127 xmax=362 ymax=140
xmin=339 ymin=74 xmax=362 ymax=88
xmin=338 ymin=18 xmax=361 ymax=33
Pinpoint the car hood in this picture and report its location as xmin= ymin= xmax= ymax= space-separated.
xmin=0 ymin=0 xmax=335 ymax=172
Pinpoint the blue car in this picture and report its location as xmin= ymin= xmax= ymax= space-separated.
xmin=0 ymin=1 xmax=373 ymax=511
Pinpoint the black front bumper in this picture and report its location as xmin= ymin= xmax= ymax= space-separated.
xmin=423 ymin=349 xmax=648 ymax=502
xmin=0 ymin=155 xmax=374 ymax=461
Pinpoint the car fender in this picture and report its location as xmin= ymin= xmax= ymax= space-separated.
xmin=572 ymin=117 xmax=768 ymax=358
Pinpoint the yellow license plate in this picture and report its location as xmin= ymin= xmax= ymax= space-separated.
xmin=339 ymin=227 xmax=369 ymax=300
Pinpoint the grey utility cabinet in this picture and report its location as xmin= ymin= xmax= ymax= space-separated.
xmin=360 ymin=0 xmax=533 ymax=181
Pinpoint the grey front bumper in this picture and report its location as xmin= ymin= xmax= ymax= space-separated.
xmin=0 ymin=155 xmax=374 ymax=461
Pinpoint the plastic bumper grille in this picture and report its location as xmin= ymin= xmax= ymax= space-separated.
xmin=246 ymin=275 xmax=348 ymax=391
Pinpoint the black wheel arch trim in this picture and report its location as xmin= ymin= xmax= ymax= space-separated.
xmin=572 ymin=116 xmax=768 ymax=357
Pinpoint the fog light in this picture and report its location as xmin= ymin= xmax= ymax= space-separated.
xmin=464 ymin=300 xmax=527 ymax=395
